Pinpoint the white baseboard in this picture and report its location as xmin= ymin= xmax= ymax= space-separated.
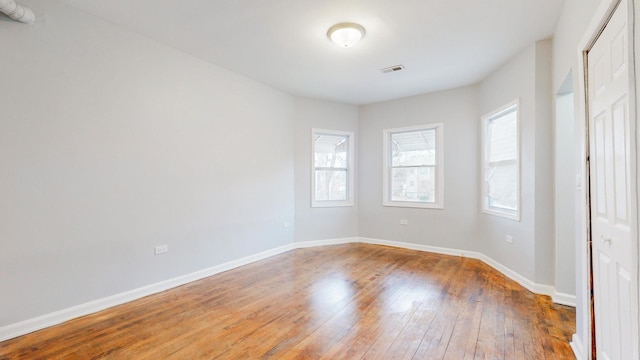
xmin=0 ymin=243 xmax=295 ymax=343
xmin=553 ymin=291 xmax=578 ymax=307
xmin=358 ymin=237 xmax=480 ymax=258
xmin=0 ymin=236 xmax=577 ymax=342
xmin=474 ymin=252 xmax=546 ymax=294
xmin=571 ymin=333 xmax=586 ymax=360
xmin=363 ymin=237 xmax=578 ymax=307
xmin=292 ymin=237 xmax=357 ymax=249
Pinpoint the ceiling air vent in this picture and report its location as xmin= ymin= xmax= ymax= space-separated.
xmin=381 ymin=65 xmax=405 ymax=74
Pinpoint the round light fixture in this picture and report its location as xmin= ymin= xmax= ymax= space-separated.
xmin=327 ymin=22 xmax=365 ymax=48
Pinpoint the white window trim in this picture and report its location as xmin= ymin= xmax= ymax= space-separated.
xmin=311 ymin=128 xmax=355 ymax=208
xmin=382 ymin=123 xmax=444 ymax=209
xmin=481 ymin=99 xmax=521 ymax=221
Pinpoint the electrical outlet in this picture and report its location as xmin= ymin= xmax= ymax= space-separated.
xmin=154 ymin=245 xmax=168 ymax=255
xmin=505 ymin=235 xmax=514 ymax=244
xmin=400 ymin=219 xmax=408 ymax=225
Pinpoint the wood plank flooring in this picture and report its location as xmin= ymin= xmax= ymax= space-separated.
xmin=0 ymin=244 xmax=576 ymax=359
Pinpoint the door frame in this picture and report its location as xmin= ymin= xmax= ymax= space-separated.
xmin=576 ymin=0 xmax=639 ymax=358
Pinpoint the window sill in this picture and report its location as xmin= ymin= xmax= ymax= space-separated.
xmin=383 ymin=201 xmax=444 ymax=209
xmin=482 ymin=208 xmax=520 ymax=221
xmin=312 ymin=201 xmax=354 ymax=208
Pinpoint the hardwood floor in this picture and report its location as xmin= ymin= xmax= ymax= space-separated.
xmin=0 ymin=244 xmax=575 ymax=359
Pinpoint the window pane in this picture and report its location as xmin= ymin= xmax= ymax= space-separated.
xmin=315 ymin=170 xmax=347 ymax=201
xmin=486 ymin=162 xmax=518 ymax=210
xmin=487 ymin=109 xmax=517 ymax=162
xmin=391 ymin=130 xmax=436 ymax=166
xmin=314 ymin=134 xmax=348 ymax=168
xmin=390 ymin=166 xmax=435 ymax=203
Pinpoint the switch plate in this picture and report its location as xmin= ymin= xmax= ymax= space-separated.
xmin=505 ymin=235 xmax=514 ymax=244
xmin=576 ymin=174 xmax=582 ymax=190
xmin=155 ymin=245 xmax=168 ymax=255
xmin=400 ymin=219 xmax=408 ymax=225
xmin=283 ymin=222 xmax=290 ymax=228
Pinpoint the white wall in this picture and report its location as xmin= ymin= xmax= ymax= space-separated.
xmin=555 ymin=90 xmax=576 ymax=296
xmin=534 ymin=39 xmax=555 ymax=286
xmin=553 ymin=0 xmax=603 ymax=92
xmin=476 ymin=39 xmax=555 ymax=286
xmin=478 ymin=44 xmax=538 ymax=281
xmin=293 ymin=97 xmax=359 ymax=241
xmin=358 ymin=86 xmax=479 ymax=251
xmin=0 ymin=0 xmax=294 ymax=327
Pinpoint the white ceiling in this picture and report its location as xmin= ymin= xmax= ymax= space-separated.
xmin=58 ymin=0 xmax=564 ymax=105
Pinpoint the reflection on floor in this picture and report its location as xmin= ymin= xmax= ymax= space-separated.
xmin=0 ymin=243 xmax=576 ymax=359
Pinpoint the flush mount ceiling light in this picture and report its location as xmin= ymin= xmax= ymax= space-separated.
xmin=327 ymin=22 xmax=365 ymax=48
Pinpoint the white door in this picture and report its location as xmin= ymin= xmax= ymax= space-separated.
xmin=588 ymin=0 xmax=639 ymax=359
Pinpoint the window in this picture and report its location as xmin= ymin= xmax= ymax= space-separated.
xmin=312 ymin=129 xmax=354 ymax=207
xmin=482 ymin=100 xmax=520 ymax=220
xmin=383 ymin=123 xmax=444 ymax=209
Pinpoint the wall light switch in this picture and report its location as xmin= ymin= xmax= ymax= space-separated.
xmin=283 ymin=222 xmax=290 ymax=228
xmin=400 ymin=219 xmax=408 ymax=225
xmin=576 ymin=174 xmax=582 ymax=190
xmin=155 ymin=245 xmax=168 ymax=255
xmin=505 ymin=235 xmax=514 ymax=244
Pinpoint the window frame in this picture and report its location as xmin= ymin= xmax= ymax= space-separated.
xmin=382 ymin=123 xmax=444 ymax=209
xmin=481 ymin=99 xmax=521 ymax=221
xmin=311 ymin=128 xmax=355 ymax=208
